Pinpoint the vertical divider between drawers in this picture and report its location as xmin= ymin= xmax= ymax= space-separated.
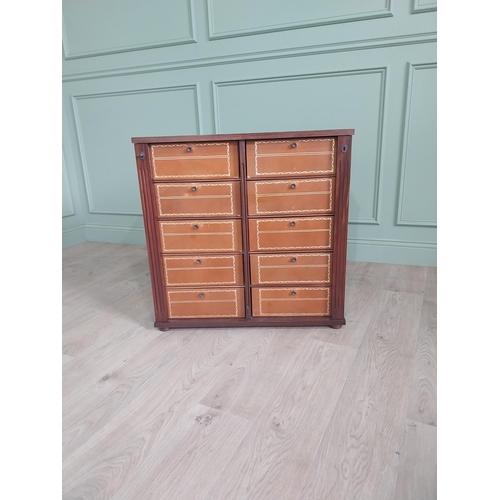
xmin=238 ymin=140 xmax=252 ymax=320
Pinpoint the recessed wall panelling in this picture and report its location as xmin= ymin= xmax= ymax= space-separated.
xmin=62 ymin=152 xmax=75 ymax=218
xmin=412 ymin=0 xmax=437 ymax=14
xmin=72 ymin=85 xmax=201 ymax=215
xmin=213 ymin=69 xmax=386 ymax=224
xmin=207 ymin=0 xmax=392 ymax=39
xmin=61 ymin=0 xmax=437 ymax=265
xmin=62 ymin=0 xmax=196 ymax=59
xmin=397 ymin=63 xmax=436 ymax=227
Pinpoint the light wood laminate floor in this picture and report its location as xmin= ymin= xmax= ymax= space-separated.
xmin=62 ymin=242 xmax=437 ymax=500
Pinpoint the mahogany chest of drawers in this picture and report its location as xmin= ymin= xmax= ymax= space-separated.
xmin=132 ymin=129 xmax=354 ymax=330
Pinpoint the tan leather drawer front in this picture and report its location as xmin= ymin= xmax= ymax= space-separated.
xmin=248 ymin=217 xmax=333 ymax=251
xmin=163 ymin=254 xmax=243 ymax=287
xmin=247 ymin=178 xmax=334 ymax=215
xmin=250 ymin=253 xmax=331 ymax=285
xmin=151 ymin=142 xmax=239 ymax=180
xmin=155 ymin=181 xmax=241 ymax=217
xmin=159 ymin=220 xmax=242 ymax=253
xmin=167 ymin=288 xmax=245 ymax=318
xmin=252 ymin=287 xmax=331 ymax=317
xmin=246 ymin=138 xmax=335 ymax=178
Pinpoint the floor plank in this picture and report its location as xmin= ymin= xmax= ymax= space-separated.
xmin=203 ymin=340 xmax=357 ymax=500
xmin=62 ymin=244 xmax=436 ymax=500
xmin=62 ymin=329 xmax=204 ymax=460
xmin=349 ymin=261 xmax=393 ymax=279
xmin=311 ymin=273 xmax=385 ymax=350
xmin=406 ymin=270 xmax=437 ymax=426
xmin=62 ymin=321 xmax=161 ymax=405
xmin=393 ymin=419 xmax=437 ymax=500
xmin=298 ymin=291 xmax=423 ymax=500
xmin=110 ymin=404 xmax=251 ymax=500
xmin=62 ymin=354 xmax=73 ymax=366
xmin=62 ymin=329 xmax=268 ymax=500
xmin=200 ymin=327 xmax=311 ymax=421
xmin=385 ymin=264 xmax=428 ymax=294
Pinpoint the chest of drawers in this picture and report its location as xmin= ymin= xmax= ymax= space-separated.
xmin=132 ymin=129 xmax=353 ymax=330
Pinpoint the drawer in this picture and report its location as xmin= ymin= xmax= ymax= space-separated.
xmin=151 ymin=142 xmax=239 ymax=180
xmin=159 ymin=219 xmax=243 ymax=253
xmin=167 ymin=288 xmax=245 ymax=318
xmin=248 ymin=217 xmax=333 ymax=251
xmin=252 ymin=287 xmax=331 ymax=317
xmin=155 ymin=181 xmax=241 ymax=218
xmin=247 ymin=178 xmax=334 ymax=216
xmin=163 ymin=254 xmax=244 ymax=287
xmin=250 ymin=253 xmax=331 ymax=285
xmin=246 ymin=138 xmax=335 ymax=178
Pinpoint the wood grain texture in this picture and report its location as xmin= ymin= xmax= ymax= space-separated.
xmin=311 ymin=273 xmax=386 ymax=349
xmin=62 ymin=243 xmax=153 ymax=356
xmin=393 ymin=420 xmax=437 ymax=500
xmin=62 ymin=354 xmax=73 ymax=366
xmin=331 ymin=135 xmax=352 ymax=321
xmin=203 ymin=340 xmax=357 ymax=500
xmin=406 ymin=267 xmax=437 ymax=425
xmin=62 ymin=329 xmax=203 ymax=459
xmin=110 ymin=404 xmax=251 ymax=500
xmin=136 ymin=142 xmax=169 ymax=321
xmin=298 ymin=291 xmax=424 ymax=500
xmin=200 ymin=327 xmax=310 ymax=420
xmin=385 ymin=264 xmax=428 ymax=294
xmin=62 ymin=329 xmax=266 ymax=499
xmin=62 ymin=322 xmax=161 ymax=404
xmin=131 ymin=129 xmax=355 ymax=144
xmin=63 ymin=243 xmax=436 ymax=500
xmin=349 ymin=260 xmax=392 ymax=279
xmin=136 ymin=130 xmax=352 ymax=329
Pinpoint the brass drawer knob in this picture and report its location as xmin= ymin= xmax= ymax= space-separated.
xmin=291 ymin=291 xmax=297 ymax=296
xmin=191 ymin=186 xmax=197 ymax=192
xmin=186 ymin=146 xmax=193 ymax=153
xmin=291 ymin=257 xmax=297 ymax=262
xmin=291 ymin=142 xmax=297 ymax=148
xmin=199 ymin=293 xmax=205 ymax=298
xmin=193 ymin=224 xmax=199 ymax=230
xmin=290 ymin=221 xmax=296 ymax=227
xmin=195 ymin=259 xmax=202 ymax=264
xmin=290 ymin=183 xmax=296 ymax=189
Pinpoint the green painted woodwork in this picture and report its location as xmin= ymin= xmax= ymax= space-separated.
xmin=62 ymin=0 xmax=436 ymax=265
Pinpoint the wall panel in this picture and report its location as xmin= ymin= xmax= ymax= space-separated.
xmin=397 ymin=63 xmax=437 ymax=227
xmin=62 ymin=0 xmax=437 ymax=265
xmin=213 ymin=68 xmax=386 ymax=225
xmin=71 ymin=85 xmax=201 ymax=215
xmin=412 ymin=0 xmax=437 ymax=14
xmin=207 ymin=0 xmax=392 ymax=39
xmin=62 ymin=0 xmax=196 ymax=59
xmin=62 ymin=152 xmax=74 ymax=218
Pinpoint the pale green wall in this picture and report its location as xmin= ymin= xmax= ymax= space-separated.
xmin=62 ymin=0 xmax=437 ymax=266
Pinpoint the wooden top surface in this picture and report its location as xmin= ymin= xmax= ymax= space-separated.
xmin=131 ymin=129 xmax=355 ymax=144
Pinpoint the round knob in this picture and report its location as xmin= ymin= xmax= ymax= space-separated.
xmin=186 ymin=147 xmax=193 ymax=153
xmin=291 ymin=257 xmax=297 ymax=262
xmin=193 ymin=224 xmax=199 ymax=230
xmin=195 ymin=259 xmax=202 ymax=264
xmin=290 ymin=221 xmax=296 ymax=227
xmin=291 ymin=291 xmax=297 ymax=296
xmin=199 ymin=293 xmax=205 ymax=298
xmin=191 ymin=186 xmax=197 ymax=192
xmin=291 ymin=142 xmax=297 ymax=148
xmin=290 ymin=183 xmax=296 ymax=189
